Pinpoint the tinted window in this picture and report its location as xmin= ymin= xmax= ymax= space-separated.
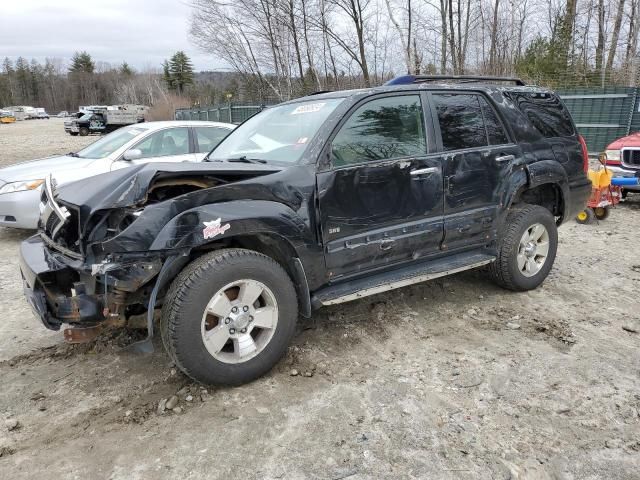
xmin=509 ymin=92 xmax=574 ymax=138
xmin=332 ymin=95 xmax=426 ymax=166
xmin=433 ymin=94 xmax=487 ymax=151
xmin=479 ymin=96 xmax=509 ymax=145
xmin=134 ymin=128 xmax=190 ymax=158
xmin=195 ymin=127 xmax=230 ymax=153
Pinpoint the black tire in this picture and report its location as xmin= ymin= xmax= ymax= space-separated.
xmin=160 ymin=248 xmax=298 ymax=385
xmin=69 ymin=132 xmax=78 ymax=136
xmin=79 ymin=127 xmax=89 ymax=136
xmin=575 ymin=207 xmax=595 ymax=224
xmin=593 ymin=206 xmax=610 ymax=220
xmin=488 ymin=204 xmax=558 ymax=292
xmin=621 ymin=189 xmax=629 ymax=199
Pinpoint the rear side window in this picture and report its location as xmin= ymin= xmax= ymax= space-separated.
xmin=509 ymin=92 xmax=574 ymax=138
xmin=331 ymin=95 xmax=427 ymax=166
xmin=195 ymin=127 xmax=230 ymax=153
xmin=432 ymin=93 xmax=508 ymax=150
xmin=479 ymin=97 xmax=509 ymax=145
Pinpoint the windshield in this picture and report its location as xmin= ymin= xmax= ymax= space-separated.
xmin=76 ymin=125 xmax=148 ymax=159
xmin=209 ymin=98 xmax=344 ymax=163
xmin=79 ymin=113 xmax=93 ymax=121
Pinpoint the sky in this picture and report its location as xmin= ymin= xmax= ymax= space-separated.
xmin=0 ymin=0 xmax=227 ymax=72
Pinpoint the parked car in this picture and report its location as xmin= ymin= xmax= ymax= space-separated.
xmin=0 ymin=121 xmax=234 ymax=228
xmin=19 ymin=76 xmax=591 ymax=385
xmin=57 ymin=111 xmax=69 ymax=118
xmin=599 ymin=132 xmax=640 ymax=195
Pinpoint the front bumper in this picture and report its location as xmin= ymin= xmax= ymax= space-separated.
xmin=19 ymin=235 xmax=104 ymax=330
xmin=0 ymin=189 xmax=41 ymax=228
xmin=606 ymin=165 xmax=640 ymax=191
xmin=64 ymin=124 xmax=79 ymax=133
xmin=19 ymin=235 xmax=163 ymax=331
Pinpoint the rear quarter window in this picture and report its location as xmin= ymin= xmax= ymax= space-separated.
xmin=508 ymin=92 xmax=574 ymax=138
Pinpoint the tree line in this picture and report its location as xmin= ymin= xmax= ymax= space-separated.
xmin=189 ymin=0 xmax=640 ymax=99
xmin=0 ymin=51 xmax=209 ymax=114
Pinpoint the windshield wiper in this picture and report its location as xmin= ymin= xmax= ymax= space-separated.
xmin=67 ymin=151 xmax=80 ymax=157
xmin=226 ymin=156 xmax=267 ymax=164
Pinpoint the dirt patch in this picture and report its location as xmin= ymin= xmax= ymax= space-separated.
xmin=0 ymin=121 xmax=639 ymax=479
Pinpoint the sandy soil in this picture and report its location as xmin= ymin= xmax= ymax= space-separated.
xmin=0 ymin=120 xmax=638 ymax=479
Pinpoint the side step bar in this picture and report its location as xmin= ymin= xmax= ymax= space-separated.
xmin=312 ymin=251 xmax=495 ymax=307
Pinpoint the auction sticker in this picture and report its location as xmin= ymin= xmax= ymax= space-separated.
xmin=291 ymin=103 xmax=325 ymax=115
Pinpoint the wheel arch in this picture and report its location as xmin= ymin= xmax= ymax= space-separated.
xmin=190 ymin=232 xmax=313 ymax=318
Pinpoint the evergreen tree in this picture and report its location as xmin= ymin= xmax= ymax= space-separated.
xmin=14 ymin=57 xmax=31 ymax=101
xmin=164 ymin=51 xmax=194 ymax=94
xmin=120 ymin=62 xmax=134 ymax=76
xmin=162 ymin=60 xmax=175 ymax=90
xmin=69 ymin=51 xmax=95 ymax=74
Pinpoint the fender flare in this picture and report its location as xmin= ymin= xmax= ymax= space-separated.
xmin=150 ymin=200 xmax=316 ymax=317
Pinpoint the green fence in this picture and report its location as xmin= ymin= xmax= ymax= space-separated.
xmin=557 ymin=87 xmax=640 ymax=154
xmin=176 ymin=89 xmax=640 ymax=154
xmin=175 ymin=103 xmax=269 ymax=124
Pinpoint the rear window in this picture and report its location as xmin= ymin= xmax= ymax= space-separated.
xmin=508 ymin=92 xmax=574 ymax=138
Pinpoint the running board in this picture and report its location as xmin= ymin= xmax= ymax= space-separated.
xmin=312 ymin=251 xmax=495 ymax=307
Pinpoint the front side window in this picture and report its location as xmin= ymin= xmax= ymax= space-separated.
xmin=331 ymin=95 xmax=426 ymax=167
xmin=433 ymin=94 xmax=488 ymax=151
xmin=195 ymin=127 xmax=231 ymax=153
xmin=134 ymin=128 xmax=190 ymax=159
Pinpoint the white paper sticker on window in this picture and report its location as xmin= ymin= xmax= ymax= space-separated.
xmin=291 ymin=103 xmax=325 ymax=115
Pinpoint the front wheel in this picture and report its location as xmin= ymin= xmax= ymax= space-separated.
xmin=488 ymin=204 xmax=558 ymax=291
xmin=79 ymin=127 xmax=89 ymax=136
xmin=160 ymin=249 xmax=298 ymax=385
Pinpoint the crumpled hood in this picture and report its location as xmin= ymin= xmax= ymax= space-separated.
xmin=56 ymin=161 xmax=283 ymax=214
xmin=0 ymin=155 xmax=99 ymax=183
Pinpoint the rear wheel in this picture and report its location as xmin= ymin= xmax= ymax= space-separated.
xmin=160 ymin=249 xmax=298 ymax=385
xmin=488 ymin=204 xmax=558 ymax=291
xmin=79 ymin=127 xmax=89 ymax=136
xmin=594 ymin=206 xmax=610 ymax=220
xmin=575 ymin=208 xmax=595 ymax=224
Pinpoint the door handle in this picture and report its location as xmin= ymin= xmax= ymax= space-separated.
xmin=410 ymin=167 xmax=439 ymax=176
xmin=495 ymin=155 xmax=515 ymax=163
xmin=379 ymin=239 xmax=395 ymax=250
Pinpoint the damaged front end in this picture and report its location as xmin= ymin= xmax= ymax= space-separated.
xmin=19 ymin=162 xmax=285 ymax=348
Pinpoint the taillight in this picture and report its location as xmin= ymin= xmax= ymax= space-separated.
xmin=578 ymin=135 xmax=589 ymax=172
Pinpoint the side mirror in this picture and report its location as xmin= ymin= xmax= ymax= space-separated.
xmin=123 ymin=148 xmax=142 ymax=161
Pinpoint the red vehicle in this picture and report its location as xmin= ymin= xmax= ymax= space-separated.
xmin=599 ymin=132 xmax=640 ymax=196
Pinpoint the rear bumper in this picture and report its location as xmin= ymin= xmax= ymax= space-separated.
xmin=0 ymin=189 xmax=41 ymax=229
xmin=605 ymin=165 xmax=640 ymax=191
xmin=565 ymin=177 xmax=592 ymax=220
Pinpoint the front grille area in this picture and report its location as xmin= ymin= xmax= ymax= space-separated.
xmin=40 ymin=181 xmax=82 ymax=256
xmin=622 ymin=149 xmax=640 ymax=168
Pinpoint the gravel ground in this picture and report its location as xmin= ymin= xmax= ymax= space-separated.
xmin=0 ymin=120 xmax=639 ymax=479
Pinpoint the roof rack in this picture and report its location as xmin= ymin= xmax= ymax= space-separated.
xmin=384 ymin=75 xmax=526 ymax=86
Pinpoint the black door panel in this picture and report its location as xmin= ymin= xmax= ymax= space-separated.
xmin=318 ymin=157 xmax=443 ymax=278
xmin=318 ymin=93 xmax=444 ymax=280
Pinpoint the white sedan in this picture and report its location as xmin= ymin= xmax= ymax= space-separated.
xmin=0 ymin=120 xmax=235 ymax=229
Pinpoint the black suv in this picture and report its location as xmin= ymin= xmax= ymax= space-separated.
xmin=20 ymin=76 xmax=591 ymax=385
